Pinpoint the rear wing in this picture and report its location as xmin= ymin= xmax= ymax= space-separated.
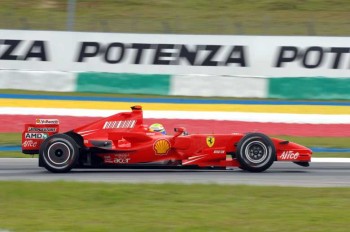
xmin=73 ymin=105 xmax=144 ymax=135
xmin=22 ymin=119 xmax=59 ymax=154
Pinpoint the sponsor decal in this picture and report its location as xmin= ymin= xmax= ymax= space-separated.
xmin=76 ymin=42 xmax=247 ymax=67
xmin=103 ymin=120 xmax=136 ymax=129
xmin=28 ymin=127 xmax=57 ymax=132
xmin=77 ymin=42 xmax=346 ymax=69
xmin=280 ymin=151 xmax=300 ymax=160
xmin=153 ymin=139 xmax=171 ymax=155
xmin=22 ymin=140 xmax=38 ymax=148
xmin=213 ymin=150 xmax=225 ymax=154
xmin=113 ymin=154 xmax=131 ymax=164
xmin=25 ymin=133 xmax=48 ymax=139
xmin=0 ymin=39 xmax=48 ymax=61
xmin=206 ymin=136 xmax=215 ymax=147
xmin=75 ymin=41 xmax=350 ymax=72
xmin=275 ymin=46 xmax=350 ymax=69
xmin=103 ymin=153 xmax=131 ymax=164
xmin=104 ymin=155 xmax=113 ymax=164
xmin=36 ymin=119 xmax=59 ymax=125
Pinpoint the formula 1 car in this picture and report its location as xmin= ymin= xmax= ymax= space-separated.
xmin=22 ymin=106 xmax=312 ymax=173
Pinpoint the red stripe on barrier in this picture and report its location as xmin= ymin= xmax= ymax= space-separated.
xmin=1 ymin=115 xmax=349 ymax=136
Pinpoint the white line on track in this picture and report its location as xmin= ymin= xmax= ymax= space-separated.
xmin=1 ymin=107 xmax=350 ymax=124
xmin=311 ymin=158 xmax=350 ymax=163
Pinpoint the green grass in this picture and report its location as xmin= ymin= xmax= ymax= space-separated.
xmin=0 ymin=0 xmax=349 ymax=35
xmin=276 ymin=136 xmax=350 ymax=149
xmin=0 ymin=182 xmax=349 ymax=232
xmin=314 ymin=152 xmax=350 ymax=158
xmin=0 ymin=133 xmax=20 ymax=146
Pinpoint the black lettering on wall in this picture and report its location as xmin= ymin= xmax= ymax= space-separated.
xmin=104 ymin=43 xmax=125 ymax=64
xmin=178 ymin=45 xmax=198 ymax=65
xmin=153 ymin=44 xmax=174 ymax=65
xmin=0 ymin=40 xmax=21 ymax=60
xmin=302 ymin=46 xmax=323 ymax=69
xmin=24 ymin=40 xmax=48 ymax=61
xmin=275 ymin=46 xmax=298 ymax=67
xmin=201 ymin=45 xmax=220 ymax=66
xmin=76 ymin=42 xmax=100 ymax=62
xmin=131 ymin=43 xmax=151 ymax=64
xmin=225 ymin=46 xmax=247 ymax=67
xmin=329 ymin=47 xmax=350 ymax=69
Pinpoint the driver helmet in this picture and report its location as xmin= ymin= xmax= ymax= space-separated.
xmin=149 ymin=123 xmax=166 ymax=135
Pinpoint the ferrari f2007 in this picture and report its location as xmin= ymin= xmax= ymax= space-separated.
xmin=22 ymin=106 xmax=312 ymax=173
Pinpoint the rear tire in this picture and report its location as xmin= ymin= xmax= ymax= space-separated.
xmin=39 ymin=134 xmax=80 ymax=173
xmin=236 ymin=133 xmax=276 ymax=172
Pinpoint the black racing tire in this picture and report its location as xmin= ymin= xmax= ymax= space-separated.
xmin=236 ymin=133 xmax=276 ymax=172
xmin=39 ymin=134 xmax=80 ymax=173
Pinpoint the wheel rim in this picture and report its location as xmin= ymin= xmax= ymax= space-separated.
xmin=244 ymin=140 xmax=269 ymax=164
xmin=47 ymin=142 xmax=71 ymax=167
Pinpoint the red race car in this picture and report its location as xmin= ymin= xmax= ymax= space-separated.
xmin=22 ymin=106 xmax=312 ymax=173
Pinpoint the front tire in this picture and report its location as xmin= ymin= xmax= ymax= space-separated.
xmin=39 ymin=134 xmax=80 ymax=173
xmin=236 ymin=133 xmax=276 ymax=172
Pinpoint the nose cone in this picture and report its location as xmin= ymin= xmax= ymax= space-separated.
xmin=278 ymin=139 xmax=312 ymax=153
xmin=290 ymin=142 xmax=313 ymax=154
xmin=277 ymin=140 xmax=312 ymax=162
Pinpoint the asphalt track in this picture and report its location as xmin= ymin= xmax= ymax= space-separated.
xmin=1 ymin=158 xmax=349 ymax=187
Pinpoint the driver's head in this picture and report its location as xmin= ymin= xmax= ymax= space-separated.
xmin=149 ymin=123 xmax=166 ymax=135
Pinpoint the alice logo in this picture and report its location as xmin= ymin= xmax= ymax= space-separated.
xmin=153 ymin=139 xmax=171 ymax=155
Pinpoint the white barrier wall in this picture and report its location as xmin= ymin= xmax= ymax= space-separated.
xmin=0 ymin=29 xmax=349 ymax=77
xmin=0 ymin=70 xmax=75 ymax=92
xmin=170 ymin=75 xmax=268 ymax=98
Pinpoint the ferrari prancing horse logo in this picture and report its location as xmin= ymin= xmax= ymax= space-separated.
xmin=206 ymin=136 xmax=215 ymax=147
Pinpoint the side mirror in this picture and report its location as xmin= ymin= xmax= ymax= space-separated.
xmin=173 ymin=127 xmax=186 ymax=137
xmin=174 ymin=127 xmax=185 ymax=133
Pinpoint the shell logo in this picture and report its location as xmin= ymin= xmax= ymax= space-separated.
xmin=153 ymin=139 xmax=171 ymax=155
